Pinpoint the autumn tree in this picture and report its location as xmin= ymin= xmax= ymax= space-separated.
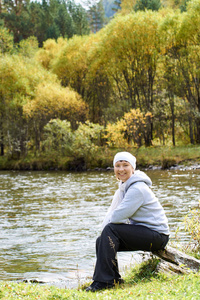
xmin=51 ymin=35 xmax=90 ymax=96
xmin=0 ymin=54 xmax=44 ymax=157
xmin=0 ymin=50 xmax=88 ymax=157
xmin=0 ymin=25 xmax=14 ymax=55
xmin=105 ymin=108 xmax=153 ymax=147
xmin=159 ymin=2 xmax=200 ymax=144
xmin=23 ymin=83 xmax=88 ymax=153
xmin=122 ymin=108 xmax=153 ymax=147
xmin=17 ymin=36 xmax=38 ymax=57
xmin=36 ymin=37 xmax=67 ymax=69
xmin=104 ymin=119 xmax=129 ymax=147
xmin=95 ymin=11 xmax=161 ymax=145
xmin=50 ymin=33 xmax=111 ymax=124
xmin=177 ymin=0 xmax=200 ymax=143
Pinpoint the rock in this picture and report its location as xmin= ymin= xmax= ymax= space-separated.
xmin=156 ymin=260 xmax=189 ymax=275
xmin=22 ymin=273 xmax=68 ymax=285
xmin=152 ymin=246 xmax=200 ymax=274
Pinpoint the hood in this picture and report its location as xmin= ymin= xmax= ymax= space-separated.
xmin=124 ymin=170 xmax=152 ymax=192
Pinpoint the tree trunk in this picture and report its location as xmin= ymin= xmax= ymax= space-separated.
xmin=153 ymin=246 xmax=200 ymax=274
xmin=169 ymin=96 xmax=176 ymax=146
xmin=195 ymin=118 xmax=200 ymax=143
xmin=188 ymin=115 xmax=194 ymax=144
xmin=0 ymin=121 xmax=4 ymax=156
xmin=0 ymin=139 xmax=4 ymax=156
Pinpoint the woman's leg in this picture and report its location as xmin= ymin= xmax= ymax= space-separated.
xmin=94 ymin=234 xmax=121 ymax=283
xmin=93 ymin=223 xmax=169 ymax=284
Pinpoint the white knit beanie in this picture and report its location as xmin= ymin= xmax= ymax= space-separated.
xmin=113 ymin=152 xmax=136 ymax=170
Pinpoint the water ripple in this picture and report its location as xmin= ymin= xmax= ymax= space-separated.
xmin=0 ymin=169 xmax=199 ymax=287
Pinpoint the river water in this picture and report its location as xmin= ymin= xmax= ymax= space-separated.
xmin=0 ymin=168 xmax=199 ymax=288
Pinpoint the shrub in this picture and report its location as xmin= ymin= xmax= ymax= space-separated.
xmin=184 ymin=201 xmax=200 ymax=258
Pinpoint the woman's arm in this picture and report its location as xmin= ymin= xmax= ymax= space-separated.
xmin=110 ymin=186 xmax=144 ymax=224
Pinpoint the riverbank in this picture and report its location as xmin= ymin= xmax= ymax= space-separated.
xmin=0 ymin=145 xmax=200 ymax=171
xmin=0 ymin=262 xmax=199 ymax=299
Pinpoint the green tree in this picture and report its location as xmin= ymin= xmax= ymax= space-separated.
xmin=68 ymin=0 xmax=90 ymax=35
xmin=88 ymin=0 xmax=105 ymax=33
xmin=134 ymin=0 xmax=162 ymax=12
xmin=1 ymin=0 xmax=90 ymax=46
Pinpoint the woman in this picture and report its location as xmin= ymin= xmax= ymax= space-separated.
xmin=86 ymin=151 xmax=170 ymax=292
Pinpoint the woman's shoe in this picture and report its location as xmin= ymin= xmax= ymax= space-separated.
xmin=85 ymin=281 xmax=114 ymax=292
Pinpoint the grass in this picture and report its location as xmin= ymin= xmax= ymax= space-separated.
xmin=0 ymin=144 xmax=199 ymax=171
xmin=134 ymin=144 xmax=200 ymax=168
xmin=97 ymin=144 xmax=200 ymax=169
xmin=0 ymin=258 xmax=199 ymax=299
xmin=0 ymin=272 xmax=199 ymax=299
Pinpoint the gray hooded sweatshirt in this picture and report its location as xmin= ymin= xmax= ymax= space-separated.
xmin=110 ymin=170 xmax=170 ymax=235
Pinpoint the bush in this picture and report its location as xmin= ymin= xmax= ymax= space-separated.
xmin=42 ymin=119 xmax=73 ymax=155
xmin=184 ymin=201 xmax=200 ymax=258
xmin=72 ymin=121 xmax=104 ymax=168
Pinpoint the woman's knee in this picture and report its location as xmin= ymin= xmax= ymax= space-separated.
xmin=102 ymin=223 xmax=117 ymax=234
xmin=96 ymin=236 xmax=101 ymax=252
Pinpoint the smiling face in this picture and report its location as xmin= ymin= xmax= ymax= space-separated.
xmin=114 ymin=160 xmax=134 ymax=182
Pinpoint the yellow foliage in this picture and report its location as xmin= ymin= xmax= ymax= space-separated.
xmin=51 ymin=35 xmax=89 ymax=84
xmin=105 ymin=108 xmax=153 ymax=147
xmin=51 ymin=34 xmax=102 ymax=91
xmin=23 ymin=83 xmax=88 ymax=124
xmin=0 ymin=27 xmax=14 ymax=55
xmin=123 ymin=109 xmax=153 ymax=147
xmin=105 ymin=120 xmax=129 ymax=147
xmin=36 ymin=37 xmax=67 ymax=69
xmin=94 ymin=10 xmax=162 ymax=90
xmin=125 ymin=108 xmax=153 ymax=122
xmin=120 ymin=0 xmax=137 ymax=15
xmin=158 ymin=9 xmax=183 ymax=55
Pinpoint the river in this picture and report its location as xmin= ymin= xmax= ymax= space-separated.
xmin=0 ymin=168 xmax=199 ymax=288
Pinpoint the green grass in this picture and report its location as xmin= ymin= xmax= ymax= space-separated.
xmin=99 ymin=144 xmax=200 ymax=169
xmin=0 ymin=144 xmax=199 ymax=170
xmin=0 ymin=258 xmax=199 ymax=300
xmin=134 ymin=144 xmax=200 ymax=168
xmin=0 ymin=273 xmax=199 ymax=299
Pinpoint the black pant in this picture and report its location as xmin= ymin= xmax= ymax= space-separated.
xmin=93 ymin=223 xmax=169 ymax=284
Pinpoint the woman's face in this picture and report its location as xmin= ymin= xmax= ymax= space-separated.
xmin=114 ymin=160 xmax=134 ymax=182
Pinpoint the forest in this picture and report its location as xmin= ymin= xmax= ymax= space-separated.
xmin=0 ymin=0 xmax=200 ymax=169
